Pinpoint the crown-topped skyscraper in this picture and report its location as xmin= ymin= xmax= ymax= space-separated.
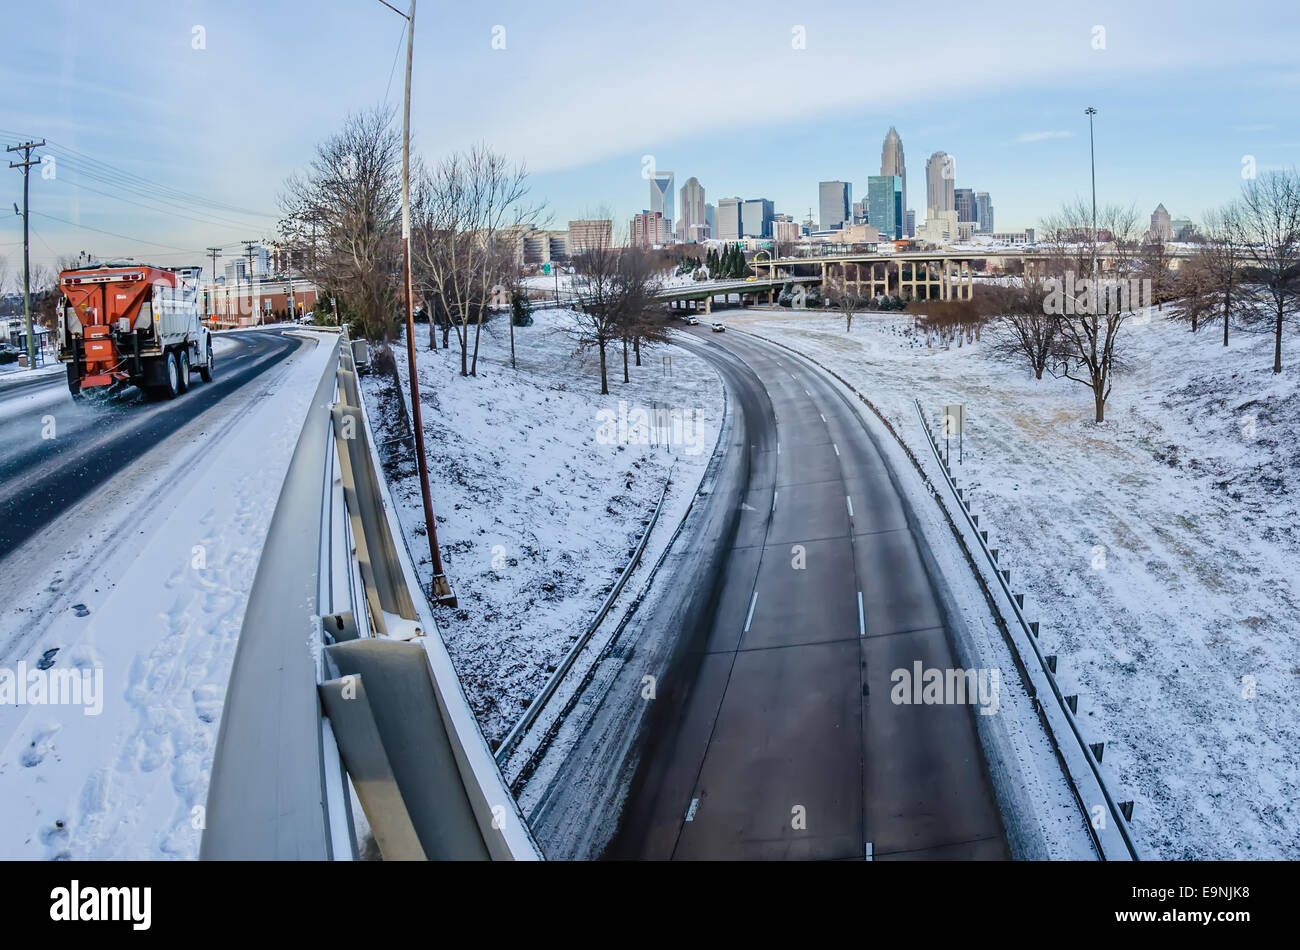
xmin=881 ymin=127 xmax=907 ymax=233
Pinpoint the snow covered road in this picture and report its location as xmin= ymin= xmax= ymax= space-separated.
xmin=0 ymin=329 xmax=337 ymax=859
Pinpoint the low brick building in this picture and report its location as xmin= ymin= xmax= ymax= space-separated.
xmin=205 ymin=277 xmax=320 ymax=327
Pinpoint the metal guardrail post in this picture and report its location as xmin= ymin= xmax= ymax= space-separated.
xmin=912 ymin=398 xmax=1140 ymax=861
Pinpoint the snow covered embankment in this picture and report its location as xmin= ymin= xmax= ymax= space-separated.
xmin=363 ymin=308 xmax=723 ymax=746
xmin=732 ymin=308 xmax=1300 ymax=860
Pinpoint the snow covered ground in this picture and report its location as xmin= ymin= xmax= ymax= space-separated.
xmin=0 ymin=332 xmax=336 ymax=859
xmin=362 ymin=308 xmax=723 ymax=745
xmin=727 ymin=305 xmax=1300 ymax=860
xmin=0 ymin=360 xmax=63 ymax=386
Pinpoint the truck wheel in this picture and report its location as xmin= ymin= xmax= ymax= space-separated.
xmin=157 ymin=351 xmax=180 ymax=400
xmin=178 ymin=349 xmax=191 ymax=393
xmin=199 ymin=346 xmax=213 ymax=383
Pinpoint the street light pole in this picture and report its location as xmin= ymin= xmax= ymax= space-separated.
xmin=1085 ymin=106 xmax=1098 ymax=306
xmin=388 ymin=0 xmax=454 ymax=604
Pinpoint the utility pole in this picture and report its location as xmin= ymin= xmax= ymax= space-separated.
xmin=381 ymin=0 xmax=454 ymax=604
xmin=284 ymin=245 xmax=296 ymax=320
xmin=8 ymin=139 xmax=46 ymax=371
xmin=206 ymin=247 xmax=223 ymax=322
xmin=241 ymin=239 xmax=258 ymax=324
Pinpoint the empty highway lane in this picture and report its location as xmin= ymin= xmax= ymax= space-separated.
xmin=605 ymin=326 xmax=1008 ymax=860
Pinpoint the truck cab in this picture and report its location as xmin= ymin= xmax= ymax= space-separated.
xmin=58 ymin=261 xmax=214 ymax=400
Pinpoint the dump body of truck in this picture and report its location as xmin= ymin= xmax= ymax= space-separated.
xmin=57 ymin=262 xmax=214 ymax=399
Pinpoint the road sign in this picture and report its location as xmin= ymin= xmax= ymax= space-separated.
xmin=942 ymin=404 xmax=965 ymax=465
xmin=942 ymin=404 xmax=965 ymax=436
xmin=542 ymin=262 xmax=551 ymax=275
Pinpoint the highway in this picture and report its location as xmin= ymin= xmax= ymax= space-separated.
xmin=0 ymin=330 xmax=305 ymax=555
xmin=601 ymin=326 xmax=1008 ymax=860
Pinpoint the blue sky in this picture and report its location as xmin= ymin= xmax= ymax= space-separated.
xmin=2 ymin=0 xmax=1298 ymax=272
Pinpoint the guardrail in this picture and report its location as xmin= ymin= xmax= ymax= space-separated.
xmin=202 ymin=330 xmax=540 ymax=861
xmin=912 ymin=398 xmax=1141 ymax=861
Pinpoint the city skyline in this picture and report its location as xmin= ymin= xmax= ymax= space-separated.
xmin=2 ymin=0 xmax=1299 ymax=268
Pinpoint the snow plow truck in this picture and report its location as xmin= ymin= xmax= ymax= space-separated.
xmin=57 ymin=261 xmax=214 ymax=400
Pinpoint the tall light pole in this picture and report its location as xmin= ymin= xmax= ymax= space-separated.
xmin=380 ymin=0 xmax=455 ymax=604
xmin=1085 ymin=106 xmax=1098 ymax=298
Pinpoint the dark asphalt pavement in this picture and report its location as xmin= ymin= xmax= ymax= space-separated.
xmin=605 ymin=326 xmax=1008 ymax=860
xmin=0 ymin=330 xmax=304 ymax=557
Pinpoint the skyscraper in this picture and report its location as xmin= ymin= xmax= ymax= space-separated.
xmin=955 ymin=187 xmax=976 ymax=223
xmin=705 ymin=202 xmax=716 ymax=237
xmin=975 ymin=193 xmax=993 ymax=233
xmin=867 ymin=175 xmax=903 ymax=240
xmin=818 ymin=181 xmax=852 ymax=231
xmin=905 ymin=210 xmax=916 ymax=238
xmin=880 ymin=127 xmax=907 ymax=222
xmin=741 ymin=198 xmax=775 ymax=238
xmin=630 ymin=210 xmax=669 ymax=247
xmin=649 ymin=170 xmax=675 ymax=232
xmin=926 ymin=151 xmax=955 ymax=215
xmin=679 ymin=176 xmax=706 ymax=242
xmin=716 ymin=197 xmax=742 ymax=241
xmin=1148 ymin=203 xmax=1173 ymax=242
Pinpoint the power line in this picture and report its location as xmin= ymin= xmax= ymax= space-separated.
xmin=383 ymin=20 xmax=408 ymax=105
xmin=0 ymin=128 xmax=279 ymax=220
xmin=52 ymin=156 xmax=278 ymax=225
xmin=29 ymin=209 xmax=202 ymax=252
xmin=49 ymin=172 xmax=268 ymax=232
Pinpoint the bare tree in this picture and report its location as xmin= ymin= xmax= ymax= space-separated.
xmin=1234 ymin=168 xmax=1300 ymax=373
xmin=570 ymin=235 xmax=661 ymax=394
xmin=619 ymin=248 xmax=669 ymax=378
xmin=279 ymin=108 xmax=402 ymax=341
xmin=1171 ymin=250 xmax=1218 ymax=335
xmin=0 ymin=254 xmax=9 ymax=298
xmin=412 ymin=145 xmax=542 ymax=376
xmin=984 ymin=281 xmax=1058 ymax=380
xmin=1138 ymin=237 xmax=1177 ymax=311
xmin=1040 ymin=199 xmax=1141 ymax=423
xmin=825 ymin=274 xmax=859 ymax=332
xmin=1202 ymin=205 xmax=1245 ymax=346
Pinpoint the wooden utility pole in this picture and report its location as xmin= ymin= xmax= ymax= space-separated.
xmin=206 ymin=246 xmax=223 ymax=321
xmin=7 ymin=140 xmax=46 ymax=370
xmin=386 ymin=0 xmax=454 ymax=604
xmin=241 ymin=239 xmax=259 ymax=322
